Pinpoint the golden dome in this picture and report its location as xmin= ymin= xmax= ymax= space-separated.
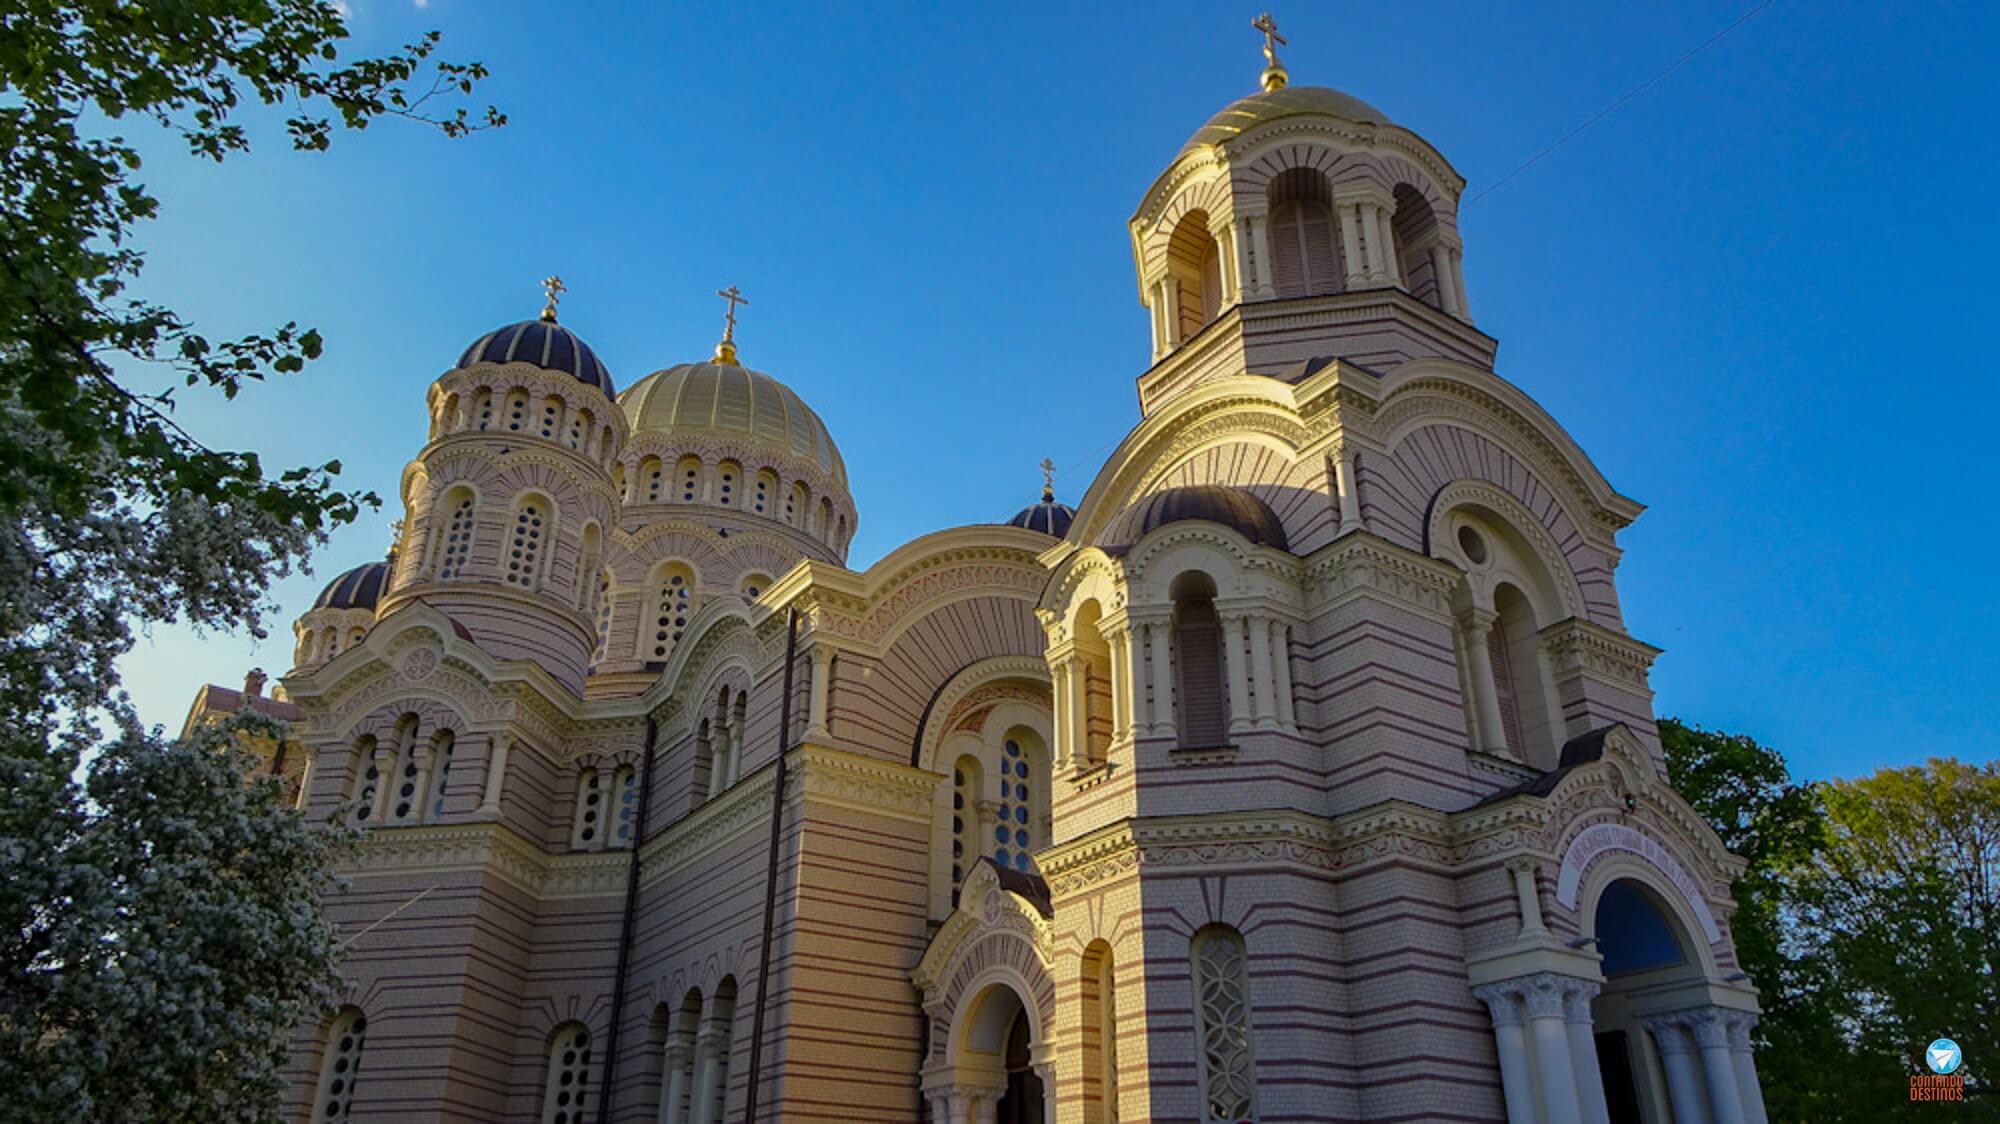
xmin=617 ymin=361 xmax=846 ymax=487
xmin=1181 ymin=85 xmax=1391 ymax=155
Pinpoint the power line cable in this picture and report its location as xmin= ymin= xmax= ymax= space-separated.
xmin=1466 ymin=0 xmax=1777 ymax=206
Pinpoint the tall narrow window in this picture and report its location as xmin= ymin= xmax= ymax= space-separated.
xmin=950 ymin=755 xmax=980 ymax=904
xmin=706 ymin=981 xmax=738 ymax=1124
xmin=1172 ymin=573 xmax=1229 ymax=747
xmin=537 ymin=396 xmax=562 ymax=439
xmin=565 ymin=406 xmax=591 ymax=450
xmin=504 ymin=390 xmax=530 ymax=432
xmin=646 ymin=563 xmax=695 ymax=660
xmin=716 ymin=460 xmax=740 ymax=507
xmin=678 ymin=456 xmax=702 ymax=502
xmin=312 ymin=1006 xmax=367 ymax=1124
xmin=663 ymin=992 xmax=702 ymax=1124
xmin=389 ymin=717 xmax=422 ymax=822
xmin=1192 ymin=926 xmax=1257 ymax=1124
xmin=610 ymin=766 xmax=639 ymax=848
xmin=434 ymin=491 xmax=478 ymax=580
xmin=993 ymin=737 xmax=1036 ymax=874
xmin=637 ymin=456 xmax=663 ymax=503
xmin=753 ymin=469 xmax=777 ymax=514
xmin=505 ymin=497 xmax=551 ymax=590
xmin=540 ymin=1022 xmax=593 ymax=1124
xmin=351 ymin=736 xmax=379 ymax=822
xmin=571 ymin=768 xmax=602 ymax=850
xmin=472 ymin=389 xmax=495 ymax=431
xmin=425 ymin=731 xmax=455 ymax=821
xmin=576 ymin=524 xmax=603 ymax=612
xmin=787 ymin=482 xmax=809 ymax=526
xmin=1266 ymin=167 xmax=1342 ymax=297
xmin=1082 ymin=942 xmax=1119 ymax=1124
xmin=591 ymin=571 xmax=614 ymax=664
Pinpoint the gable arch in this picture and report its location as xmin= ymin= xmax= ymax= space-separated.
xmin=1426 ymin=478 xmax=1586 ymax=622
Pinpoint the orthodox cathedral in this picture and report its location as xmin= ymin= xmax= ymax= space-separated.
xmin=192 ymin=25 xmax=1771 ymax=1124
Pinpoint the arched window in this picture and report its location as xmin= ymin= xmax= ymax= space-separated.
xmin=660 ymin=990 xmax=702 ymax=1124
xmin=835 ymin=514 xmax=848 ymax=552
xmin=1171 ymin=572 xmax=1228 ymax=748
xmin=433 ymin=488 xmax=477 ymax=580
xmin=388 ymin=716 xmax=422 ymax=822
xmin=638 ymin=456 xmax=664 ymax=503
xmin=1082 ymin=941 xmax=1119 ymax=1124
xmin=1167 ymin=210 xmax=1224 ymax=340
xmin=992 ymin=733 xmax=1040 ymax=874
xmin=471 ymin=388 xmax=495 ymax=431
xmin=787 ymin=482 xmax=809 ymax=527
xmin=591 ymin=571 xmax=614 ymax=664
xmin=645 ymin=562 xmax=696 ymax=661
xmin=432 ymin=392 xmax=458 ymax=440
xmin=504 ymin=495 xmax=552 ymax=590
xmin=503 ymin=390 xmax=530 ymax=432
xmin=1489 ymin=583 xmax=1556 ymax=763
xmin=740 ymin=572 xmax=772 ymax=601
xmin=1191 ymin=926 xmax=1257 ymax=1124
xmin=540 ymin=1022 xmax=594 ymax=1124
xmin=678 ymin=456 xmax=703 ymax=502
xmin=817 ymin=497 xmax=834 ymax=539
xmin=1267 ymin=167 xmax=1343 ymax=297
xmin=950 ymin=754 xmax=981 ymax=905
xmin=716 ymin=460 xmax=741 ymax=507
xmin=1072 ymin=600 xmax=1113 ymax=767
xmin=350 ymin=736 xmax=379 ymax=823
xmin=347 ymin=626 xmax=366 ymax=649
xmin=537 ymin=395 xmax=563 ymax=440
xmin=753 ymin=469 xmax=777 ymax=514
xmin=704 ymin=980 xmax=738 ymax=1124
xmin=571 ymin=768 xmax=603 ymax=850
xmin=325 ymin=630 xmax=343 ymax=660
xmin=425 ymin=730 xmax=455 ymax=821
xmin=565 ymin=406 xmax=592 ymax=451
xmin=610 ymin=765 xmax=639 ymax=848
xmin=312 ymin=1006 xmax=367 ymax=1124
xmin=1390 ymin=183 xmax=1441 ymax=307
xmin=576 ymin=524 xmax=603 ymax=611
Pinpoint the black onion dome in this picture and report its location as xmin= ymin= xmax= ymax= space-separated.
xmin=312 ymin=560 xmax=389 ymax=611
xmin=1007 ymin=488 xmax=1077 ymax=537
xmin=457 ymin=318 xmax=614 ymax=396
xmin=1100 ymin=485 xmax=1290 ymax=551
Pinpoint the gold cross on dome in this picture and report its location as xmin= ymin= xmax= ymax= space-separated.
xmin=540 ymin=274 xmax=566 ymax=322
xmin=1040 ymin=458 xmax=1056 ymax=500
xmin=717 ymin=285 xmax=749 ymax=343
xmin=1252 ymin=12 xmax=1290 ymax=90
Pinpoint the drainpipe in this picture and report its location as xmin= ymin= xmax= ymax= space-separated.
xmin=743 ymin=608 xmax=798 ymax=1122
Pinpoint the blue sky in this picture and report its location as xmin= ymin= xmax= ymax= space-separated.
xmin=118 ymin=1 xmax=1997 ymax=781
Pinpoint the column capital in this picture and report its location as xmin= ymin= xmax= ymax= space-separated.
xmin=1471 ymin=981 xmax=1527 ymax=1026
xmin=1522 ymin=972 xmax=1572 ymax=1020
xmin=1561 ymin=979 xmax=1602 ymax=1022
xmin=663 ymin=1040 xmax=692 ymax=1062
xmin=1458 ymin=604 xmax=1500 ymax=631
xmin=1640 ymin=1014 xmax=1695 ymax=1054
xmin=1687 ymin=1008 xmax=1732 ymax=1050
xmin=1723 ymin=1010 xmax=1758 ymax=1051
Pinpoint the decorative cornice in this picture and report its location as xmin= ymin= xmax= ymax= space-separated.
xmin=1540 ymin=617 xmax=1661 ymax=693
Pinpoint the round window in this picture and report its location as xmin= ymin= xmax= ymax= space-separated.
xmin=1457 ymin=524 xmax=1489 ymax=565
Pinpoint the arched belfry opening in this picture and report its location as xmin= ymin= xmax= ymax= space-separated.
xmin=1266 ymin=167 xmax=1344 ymax=298
xmin=1166 ymin=211 xmax=1224 ymax=341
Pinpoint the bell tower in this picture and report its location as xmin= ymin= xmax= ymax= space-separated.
xmin=1129 ymin=17 xmax=1495 ymax=414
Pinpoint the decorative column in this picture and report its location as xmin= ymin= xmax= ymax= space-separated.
xmin=1563 ymin=982 xmax=1612 ymax=1124
xmin=1148 ymin=619 xmax=1176 ymax=740
xmin=1332 ymin=448 xmax=1364 ymax=533
xmin=1268 ymin=618 xmax=1297 ymax=732
xmin=1373 ymin=203 xmax=1402 ymax=285
xmin=688 ymin=1028 xmax=722 ymax=1124
xmin=1159 ymin=279 xmax=1182 ymax=349
xmin=1692 ymin=1010 xmax=1748 ymax=1124
xmin=1508 ymin=859 xmax=1548 ymax=937
xmin=1459 ymin=608 xmax=1508 ymax=755
xmin=1221 ymin=613 xmax=1253 ymax=736
xmin=1246 ymin=213 xmax=1275 ymax=299
xmin=1067 ymin=657 xmax=1089 ymax=766
xmin=1338 ymin=202 xmax=1368 ymax=288
xmin=1247 ymin=613 xmax=1277 ymax=729
xmin=1107 ymin=624 xmax=1132 ymax=746
xmin=657 ymin=1040 xmax=690 ymax=1124
xmin=1526 ymin=975 xmax=1585 ymax=1124
xmin=1429 ymin=243 xmax=1460 ymax=315
xmin=478 ymin=736 xmax=510 ymax=815
xmin=1050 ymin=656 xmax=1073 ymax=771
xmin=1471 ymin=983 xmax=1537 ymax=1124
xmin=1451 ymin=245 xmax=1470 ymax=318
xmin=1122 ymin=623 xmax=1148 ymax=740
xmin=1643 ymin=1016 xmax=1708 ymax=1124
xmin=371 ymin=742 xmax=399 ymax=822
xmin=1215 ymin=221 xmax=1242 ymax=304
xmin=1725 ymin=1012 xmax=1769 ymax=1124
xmin=807 ymin=648 xmax=832 ymax=741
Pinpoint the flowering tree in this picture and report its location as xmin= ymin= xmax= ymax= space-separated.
xmin=0 ymin=3 xmax=498 ymax=1117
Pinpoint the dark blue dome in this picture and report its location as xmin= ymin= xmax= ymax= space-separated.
xmin=1100 ymin=485 xmax=1289 ymax=552
xmin=1007 ymin=488 xmax=1076 ymax=537
xmin=457 ymin=317 xmax=614 ymax=396
xmin=312 ymin=560 xmax=389 ymax=611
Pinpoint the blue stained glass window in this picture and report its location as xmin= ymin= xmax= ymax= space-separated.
xmin=994 ymin=825 xmax=1010 ymax=844
xmin=1005 ymin=740 xmax=1020 ymax=757
xmin=1015 ymin=828 xmax=1029 ymax=847
xmin=1015 ymin=853 xmax=1033 ymax=872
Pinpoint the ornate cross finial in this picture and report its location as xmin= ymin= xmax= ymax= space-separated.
xmin=1252 ymin=12 xmax=1289 ymax=91
xmin=540 ymin=275 xmax=566 ymax=322
xmin=714 ymin=285 xmax=749 ymax=364
xmin=1040 ymin=457 xmax=1056 ymax=501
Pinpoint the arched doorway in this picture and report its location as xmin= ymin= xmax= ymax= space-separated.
xmin=1589 ymin=876 xmax=1707 ymax=1124
xmin=997 ymin=1002 xmax=1044 ymax=1124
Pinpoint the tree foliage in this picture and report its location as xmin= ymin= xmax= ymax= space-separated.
xmin=0 ymin=2 xmax=497 ymax=1117
xmin=0 ymin=715 xmax=355 ymax=1123
xmin=1663 ymin=720 xmax=2000 ymax=1120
